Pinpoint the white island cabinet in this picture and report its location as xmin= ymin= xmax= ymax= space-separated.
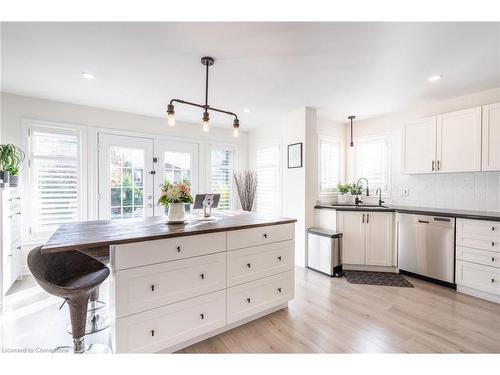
xmin=110 ymin=220 xmax=295 ymax=353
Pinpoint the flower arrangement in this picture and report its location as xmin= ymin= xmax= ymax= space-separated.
xmin=158 ymin=180 xmax=193 ymax=207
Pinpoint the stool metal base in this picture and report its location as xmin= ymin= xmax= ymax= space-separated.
xmin=67 ymin=312 xmax=110 ymax=335
xmin=88 ymin=300 xmax=105 ymax=312
xmin=54 ymin=341 xmax=111 ymax=354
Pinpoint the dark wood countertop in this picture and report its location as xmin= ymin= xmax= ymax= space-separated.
xmin=42 ymin=211 xmax=297 ymax=254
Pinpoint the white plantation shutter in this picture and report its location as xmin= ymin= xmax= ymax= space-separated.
xmin=256 ymin=145 xmax=281 ymax=216
xmin=27 ymin=125 xmax=84 ymax=241
xmin=210 ymin=147 xmax=233 ymax=210
xmin=354 ymin=136 xmax=388 ymax=193
xmin=319 ymin=136 xmax=340 ymax=195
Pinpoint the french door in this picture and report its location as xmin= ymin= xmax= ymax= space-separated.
xmin=98 ymin=133 xmax=199 ymax=219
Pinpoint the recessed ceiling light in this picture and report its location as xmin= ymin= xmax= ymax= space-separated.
xmin=81 ymin=72 xmax=96 ymax=80
xmin=243 ymin=108 xmax=251 ymax=113
xmin=428 ymin=74 xmax=443 ymax=82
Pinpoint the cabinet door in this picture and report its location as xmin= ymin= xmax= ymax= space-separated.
xmin=402 ymin=117 xmax=437 ymax=174
xmin=437 ymin=107 xmax=482 ymax=173
xmin=365 ymin=212 xmax=393 ymax=266
xmin=482 ymin=103 xmax=500 ymax=171
xmin=337 ymin=211 xmax=365 ymax=265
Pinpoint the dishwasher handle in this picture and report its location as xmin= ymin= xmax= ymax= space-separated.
xmin=418 ymin=219 xmax=430 ymax=224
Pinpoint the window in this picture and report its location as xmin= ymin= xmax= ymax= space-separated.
xmin=354 ymin=135 xmax=389 ymax=194
xmin=25 ymin=122 xmax=86 ymax=242
xmin=256 ymin=145 xmax=281 ymax=215
xmin=318 ymin=136 xmax=341 ymax=196
xmin=210 ymin=146 xmax=233 ymax=210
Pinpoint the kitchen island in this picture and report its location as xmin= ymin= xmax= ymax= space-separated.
xmin=43 ymin=211 xmax=297 ymax=353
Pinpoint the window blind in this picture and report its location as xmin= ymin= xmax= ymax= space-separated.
xmin=210 ymin=148 xmax=233 ymax=210
xmin=319 ymin=137 xmax=340 ymax=195
xmin=354 ymin=136 xmax=388 ymax=193
xmin=29 ymin=128 xmax=81 ymax=239
xmin=256 ymin=145 xmax=281 ymax=216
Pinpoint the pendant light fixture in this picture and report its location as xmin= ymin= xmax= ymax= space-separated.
xmin=348 ymin=115 xmax=356 ymax=147
xmin=166 ymin=56 xmax=241 ymax=137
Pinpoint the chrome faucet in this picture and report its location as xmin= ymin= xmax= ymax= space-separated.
xmin=376 ymin=187 xmax=385 ymax=206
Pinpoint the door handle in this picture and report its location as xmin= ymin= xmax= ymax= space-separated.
xmin=362 ymin=213 xmax=365 ymax=223
xmin=147 ymin=195 xmax=153 ymax=200
xmin=366 ymin=213 xmax=369 ymax=224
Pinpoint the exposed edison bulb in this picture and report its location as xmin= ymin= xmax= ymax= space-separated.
xmin=233 ymin=126 xmax=239 ymax=138
xmin=202 ymin=119 xmax=210 ymax=132
xmin=167 ymin=113 xmax=175 ymax=127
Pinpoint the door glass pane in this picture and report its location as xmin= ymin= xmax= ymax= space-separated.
xmin=109 ymin=146 xmax=145 ymax=219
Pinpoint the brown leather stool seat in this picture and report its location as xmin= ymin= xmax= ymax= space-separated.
xmin=28 ymin=245 xmax=110 ymax=353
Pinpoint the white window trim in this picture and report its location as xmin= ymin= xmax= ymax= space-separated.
xmin=317 ymin=134 xmax=343 ymax=199
xmin=22 ymin=119 xmax=88 ymax=245
xmin=207 ymin=142 xmax=235 ymax=210
xmin=255 ymin=141 xmax=283 ymax=216
xmin=352 ymin=133 xmax=391 ymax=197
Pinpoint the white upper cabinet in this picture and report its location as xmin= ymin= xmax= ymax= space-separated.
xmin=402 ymin=116 xmax=437 ymax=174
xmin=482 ymin=103 xmax=500 ymax=171
xmin=436 ymin=107 xmax=482 ymax=173
xmin=403 ymin=106 xmax=483 ymax=174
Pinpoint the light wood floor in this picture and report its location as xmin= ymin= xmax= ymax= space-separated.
xmin=179 ymin=267 xmax=500 ymax=353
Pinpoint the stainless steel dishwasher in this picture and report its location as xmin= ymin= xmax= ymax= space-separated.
xmin=397 ymin=213 xmax=456 ymax=286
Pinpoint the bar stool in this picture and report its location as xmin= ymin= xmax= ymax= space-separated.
xmin=28 ymin=245 xmax=111 ymax=353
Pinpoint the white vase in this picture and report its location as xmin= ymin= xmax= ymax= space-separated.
xmin=167 ymin=203 xmax=186 ymax=222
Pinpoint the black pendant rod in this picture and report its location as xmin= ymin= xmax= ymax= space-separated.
xmin=205 ymin=61 xmax=209 ymax=108
xmin=169 ymin=98 xmax=238 ymax=120
xmin=348 ymin=115 xmax=355 ymax=147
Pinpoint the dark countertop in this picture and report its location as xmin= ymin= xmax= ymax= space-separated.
xmin=42 ymin=211 xmax=297 ymax=254
xmin=315 ymin=204 xmax=500 ymax=222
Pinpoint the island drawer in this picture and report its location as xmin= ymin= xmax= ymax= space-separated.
xmin=112 ymin=232 xmax=226 ymax=270
xmin=115 ymin=252 xmax=226 ymax=318
xmin=226 ymin=270 xmax=294 ymax=324
xmin=227 ymin=240 xmax=294 ymax=287
xmin=457 ymin=218 xmax=500 ymax=239
xmin=114 ymin=290 xmax=226 ymax=353
xmin=226 ymin=223 xmax=294 ymax=250
xmin=456 ymin=260 xmax=500 ymax=296
xmin=456 ymin=246 xmax=500 ymax=268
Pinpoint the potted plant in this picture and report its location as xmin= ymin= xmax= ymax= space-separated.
xmin=158 ymin=180 xmax=193 ymax=222
xmin=336 ymin=183 xmax=351 ymax=203
xmin=1 ymin=144 xmax=25 ymax=187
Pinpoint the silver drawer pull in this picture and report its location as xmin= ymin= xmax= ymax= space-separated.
xmin=246 ymin=298 xmax=251 ymax=304
xmin=246 ymin=263 xmax=251 ymax=269
xmin=151 ymin=284 xmax=155 ymax=292
xmin=200 ymin=273 xmax=205 ymax=280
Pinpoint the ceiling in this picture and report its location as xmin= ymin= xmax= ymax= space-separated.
xmin=1 ymin=22 xmax=499 ymax=131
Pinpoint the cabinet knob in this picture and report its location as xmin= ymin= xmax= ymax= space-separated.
xmin=200 ymin=313 xmax=204 ymax=320
xmin=246 ymin=298 xmax=251 ymax=304
xmin=492 ymin=242 xmax=495 ymax=247
xmin=492 ymin=226 xmax=496 ymax=232
xmin=246 ymin=262 xmax=251 ymax=269
xmin=151 ymin=329 xmax=155 ymax=337
xmin=151 ymin=284 xmax=155 ymax=292
xmin=177 ymin=246 xmax=181 ymax=252
xmin=492 ymin=257 xmax=496 ymax=262
xmin=200 ymin=273 xmax=205 ymax=280
xmin=277 ymin=287 xmax=282 ymax=294
xmin=16 ymin=246 xmax=21 ymax=250
xmin=277 ymin=256 xmax=282 ymax=262
xmin=263 ymin=233 xmax=268 ymax=239
xmin=492 ymin=278 xmax=495 ymax=283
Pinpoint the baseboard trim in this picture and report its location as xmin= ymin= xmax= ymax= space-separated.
xmin=343 ymin=264 xmax=397 ymax=273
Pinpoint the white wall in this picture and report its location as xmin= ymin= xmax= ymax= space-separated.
xmin=248 ymin=107 xmax=345 ymax=267
xmin=345 ymin=87 xmax=500 ymax=211
xmin=1 ymin=92 xmax=248 ymax=271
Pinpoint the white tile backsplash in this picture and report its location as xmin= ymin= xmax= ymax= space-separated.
xmin=391 ymin=171 xmax=500 ymax=211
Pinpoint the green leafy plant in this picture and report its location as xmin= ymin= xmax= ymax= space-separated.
xmin=0 ymin=144 xmax=25 ymax=176
xmin=337 ymin=183 xmax=351 ymax=194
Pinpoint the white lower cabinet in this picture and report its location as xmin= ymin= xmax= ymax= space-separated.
xmin=111 ymin=223 xmax=295 ymax=353
xmin=115 ymin=290 xmax=226 ymax=353
xmin=337 ymin=211 xmax=394 ymax=267
xmin=456 ymin=218 xmax=500 ymax=303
